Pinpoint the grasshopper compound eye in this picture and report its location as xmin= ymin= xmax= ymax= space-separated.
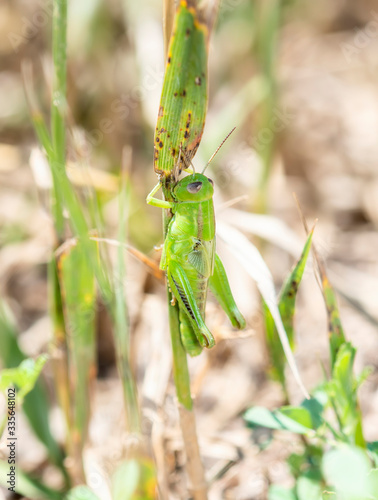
xmin=207 ymin=178 xmax=214 ymax=186
xmin=187 ymin=182 xmax=202 ymax=193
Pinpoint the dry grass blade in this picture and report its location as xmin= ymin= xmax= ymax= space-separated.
xmin=222 ymin=208 xmax=304 ymax=257
xmin=163 ymin=0 xmax=175 ymax=58
xmin=217 ymin=221 xmax=310 ymax=399
xmin=90 ymin=237 xmax=164 ymax=281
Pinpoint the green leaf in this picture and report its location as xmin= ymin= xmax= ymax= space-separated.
xmin=154 ymin=0 xmax=208 ymax=178
xmin=0 ymin=354 xmax=48 ymax=401
xmin=279 ymin=406 xmax=314 ymax=430
xmin=268 ymin=485 xmax=297 ymax=500
xmin=287 ymin=446 xmax=323 ymax=479
xmin=327 ymin=343 xmax=365 ymax=447
xmin=287 ymin=452 xmax=307 ymax=478
xmin=367 ymin=442 xmax=378 ymax=467
xmin=65 ymin=486 xmax=101 ymax=500
xmin=332 ymin=343 xmax=355 ymax=401
xmin=355 ymin=366 xmax=373 ymax=389
xmin=369 ymin=469 xmax=378 ymax=496
xmin=322 ymin=446 xmax=375 ymax=499
xmin=320 ymin=275 xmax=346 ymax=368
xmin=278 ymin=229 xmax=314 ymax=344
xmin=244 ymin=406 xmax=315 ymax=435
xmin=58 ymin=240 xmax=97 ymax=448
xmin=112 ymin=460 xmax=140 ymax=500
xmin=296 ymin=470 xmax=323 ymax=500
xmin=111 ymin=458 xmax=157 ymax=500
xmin=301 ymin=398 xmax=324 ymax=430
xmin=218 ymin=222 xmax=309 ymax=399
xmin=264 ymin=229 xmax=313 ymax=388
xmin=321 ymin=492 xmax=336 ymax=499
xmin=0 ymin=301 xmax=64 ymax=469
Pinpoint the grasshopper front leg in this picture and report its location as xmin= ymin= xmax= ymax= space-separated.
xmin=209 ymin=254 xmax=246 ymax=330
xmin=167 ymin=259 xmax=215 ymax=349
xmin=146 ymin=182 xmax=174 ymax=209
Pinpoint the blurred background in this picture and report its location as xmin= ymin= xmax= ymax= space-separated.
xmin=1 ymin=0 xmax=378 ymax=498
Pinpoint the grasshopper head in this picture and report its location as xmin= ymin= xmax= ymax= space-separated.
xmin=173 ymin=173 xmax=214 ymax=202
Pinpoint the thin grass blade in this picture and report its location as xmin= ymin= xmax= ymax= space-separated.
xmin=322 ymin=275 xmax=346 ymax=369
xmin=264 ymin=228 xmax=314 ymax=388
xmin=58 ymin=240 xmax=97 ymax=482
xmin=113 ymin=150 xmax=141 ymax=433
xmin=217 ymin=221 xmax=309 ymax=399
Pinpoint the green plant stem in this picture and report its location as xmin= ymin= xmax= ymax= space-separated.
xmin=51 ymin=0 xmax=67 ymax=238
xmin=52 ymin=0 xmax=67 ymax=162
xmin=162 ymin=185 xmax=192 ymax=410
xmin=162 ymin=185 xmax=207 ymax=499
xmin=253 ymin=0 xmax=281 ymax=214
xmin=115 ymin=163 xmax=141 ymax=433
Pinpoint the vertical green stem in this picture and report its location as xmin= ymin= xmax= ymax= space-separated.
xmin=162 ymin=185 xmax=192 ymax=410
xmin=52 ymin=0 xmax=67 ymax=163
xmin=115 ymin=163 xmax=141 ymax=433
xmin=49 ymin=0 xmax=72 ymax=483
xmin=254 ymin=0 xmax=281 ymax=213
xmin=51 ymin=0 xmax=67 ymax=238
xmin=162 ymin=188 xmax=206 ymax=498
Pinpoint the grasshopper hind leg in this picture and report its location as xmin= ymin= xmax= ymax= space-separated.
xmin=179 ymin=309 xmax=202 ymax=357
xmin=209 ymin=254 xmax=246 ymax=330
xmin=167 ymin=259 xmax=215 ymax=349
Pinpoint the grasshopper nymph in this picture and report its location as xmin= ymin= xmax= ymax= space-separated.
xmin=147 ymin=162 xmax=246 ymax=356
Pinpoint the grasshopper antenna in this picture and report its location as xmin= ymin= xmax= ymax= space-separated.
xmin=201 ymin=127 xmax=236 ymax=174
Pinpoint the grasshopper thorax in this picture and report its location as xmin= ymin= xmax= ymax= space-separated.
xmin=173 ymin=173 xmax=214 ymax=202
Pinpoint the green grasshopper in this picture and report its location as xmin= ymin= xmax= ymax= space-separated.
xmin=147 ymin=153 xmax=246 ymax=356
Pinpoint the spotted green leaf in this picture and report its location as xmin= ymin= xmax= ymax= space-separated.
xmin=154 ymin=0 xmax=208 ymax=178
xmin=321 ymin=275 xmax=346 ymax=369
xmin=264 ymin=229 xmax=313 ymax=387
